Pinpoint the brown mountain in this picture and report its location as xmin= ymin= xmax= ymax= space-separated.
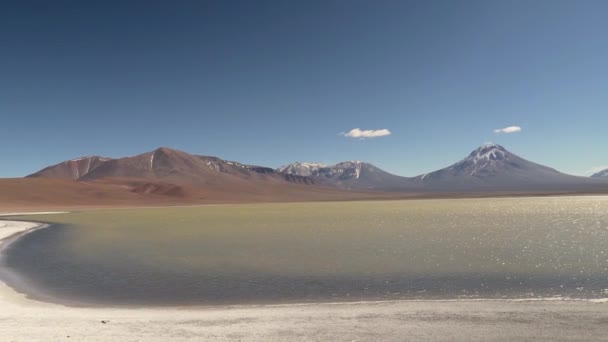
xmin=28 ymin=147 xmax=314 ymax=186
xmin=28 ymin=156 xmax=111 ymax=180
xmin=14 ymin=147 xmax=407 ymax=209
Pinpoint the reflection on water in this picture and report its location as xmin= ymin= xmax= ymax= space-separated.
xmin=3 ymin=197 xmax=608 ymax=306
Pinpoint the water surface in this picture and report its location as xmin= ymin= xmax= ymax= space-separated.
xmin=3 ymin=197 xmax=608 ymax=306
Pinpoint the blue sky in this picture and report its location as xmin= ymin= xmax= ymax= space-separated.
xmin=1 ymin=0 xmax=607 ymax=177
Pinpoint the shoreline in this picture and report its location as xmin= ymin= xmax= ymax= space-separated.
xmin=3 ymin=218 xmax=608 ymax=340
xmin=0 ymin=219 xmax=63 ymax=310
xmin=3 ymin=192 xmax=608 ymax=214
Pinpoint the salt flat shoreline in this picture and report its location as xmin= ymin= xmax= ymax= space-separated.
xmin=2 ymin=218 xmax=608 ymax=341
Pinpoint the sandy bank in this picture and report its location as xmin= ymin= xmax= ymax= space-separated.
xmin=2 ymin=219 xmax=608 ymax=341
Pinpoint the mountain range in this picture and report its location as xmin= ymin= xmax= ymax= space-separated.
xmin=9 ymin=144 xmax=607 ymax=208
xmin=278 ymin=144 xmax=608 ymax=192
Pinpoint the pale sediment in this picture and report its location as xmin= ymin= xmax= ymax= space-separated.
xmin=0 ymin=220 xmax=46 ymax=242
xmin=2 ymin=219 xmax=608 ymax=341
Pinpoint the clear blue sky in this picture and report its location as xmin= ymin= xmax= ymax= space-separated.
xmin=1 ymin=0 xmax=607 ymax=177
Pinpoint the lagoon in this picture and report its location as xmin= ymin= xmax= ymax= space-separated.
xmin=3 ymin=197 xmax=608 ymax=306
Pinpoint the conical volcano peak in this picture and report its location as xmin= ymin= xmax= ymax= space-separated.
xmin=467 ymin=143 xmax=508 ymax=162
xmin=476 ymin=142 xmax=506 ymax=152
xmin=417 ymin=143 xmax=579 ymax=188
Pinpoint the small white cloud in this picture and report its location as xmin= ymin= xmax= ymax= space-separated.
xmin=494 ymin=126 xmax=522 ymax=134
xmin=341 ymin=128 xmax=391 ymax=139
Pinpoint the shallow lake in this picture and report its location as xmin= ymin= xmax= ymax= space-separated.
xmin=3 ymin=197 xmax=608 ymax=306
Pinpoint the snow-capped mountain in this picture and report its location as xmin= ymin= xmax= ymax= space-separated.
xmin=419 ymin=143 xmax=527 ymax=179
xmin=278 ymin=161 xmax=417 ymax=191
xmin=591 ymin=168 xmax=608 ymax=178
xmin=277 ymin=162 xmax=328 ymax=177
xmin=416 ymin=143 xmax=605 ymax=191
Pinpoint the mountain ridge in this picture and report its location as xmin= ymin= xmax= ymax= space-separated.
xmin=27 ymin=144 xmax=608 ymax=193
xmin=278 ymin=160 xmax=421 ymax=191
xmin=28 ymin=147 xmax=315 ymax=186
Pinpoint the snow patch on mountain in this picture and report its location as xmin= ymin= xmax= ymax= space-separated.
xmin=448 ymin=143 xmax=509 ymax=176
xmin=279 ymin=161 xmax=368 ymax=181
xmin=591 ymin=168 xmax=608 ymax=178
xmin=70 ymin=156 xmax=111 ymax=162
xmin=277 ymin=162 xmax=328 ymax=177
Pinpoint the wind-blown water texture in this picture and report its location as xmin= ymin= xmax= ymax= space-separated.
xmin=3 ymin=197 xmax=608 ymax=306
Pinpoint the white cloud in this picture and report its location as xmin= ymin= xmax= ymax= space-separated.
xmin=342 ymin=128 xmax=391 ymax=139
xmin=494 ymin=126 xmax=522 ymax=134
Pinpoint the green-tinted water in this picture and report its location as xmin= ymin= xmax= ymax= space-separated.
xmin=3 ymin=197 xmax=608 ymax=306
